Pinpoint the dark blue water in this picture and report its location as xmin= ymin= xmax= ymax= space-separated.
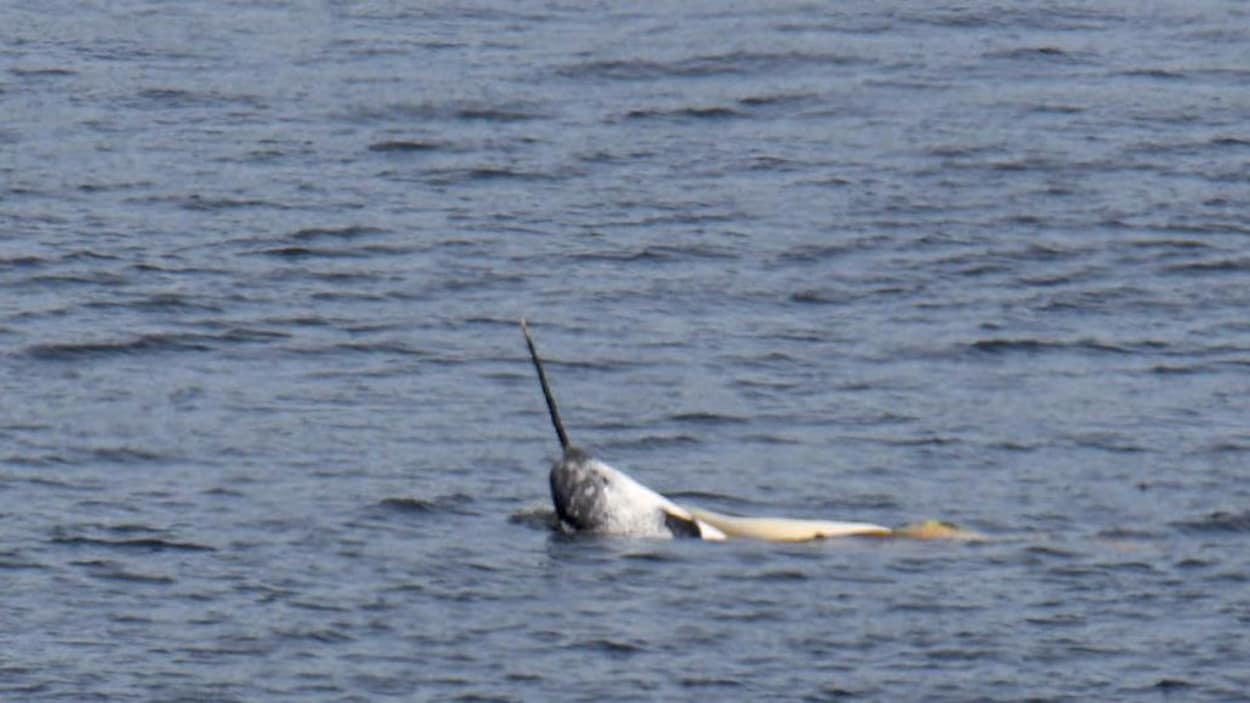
xmin=4 ymin=2 xmax=1250 ymax=700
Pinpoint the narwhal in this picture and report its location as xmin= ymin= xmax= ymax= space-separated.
xmin=521 ymin=320 xmax=969 ymax=542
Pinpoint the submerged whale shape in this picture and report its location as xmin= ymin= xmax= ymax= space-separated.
xmin=521 ymin=320 xmax=980 ymax=542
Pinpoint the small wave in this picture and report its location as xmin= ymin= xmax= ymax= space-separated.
xmin=987 ymin=156 xmax=1062 ymax=172
xmin=1 ymin=470 xmax=82 ymax=486
xmin=557 ymin=58 xmax=670 ymax=80
xmin=9 ymin=66 xmax=77 ymax=77
xmin=740 ymin=154 xmax=803 ymax=172
xmin=460 ymin=166 xmax=540 ymax=181
xmin=367 ymin=140 xmax=442 ymax=153
xmin=109 ymin=293 xmax=224 ymax=313
xmin=289 ymin=225 xmax=387 ymax=241
xmin=725 ymin=350 xmax=802 ymax=368
xmin=756 ymin=569 xmax=810 ymax=582
xmin=568 ymin=244 xmax=737 ymax=263
xmin=1206 ymin=440 xmax=1250 ymax=454
xmin=1024 ymin=613 xmax=1086 ymax=627
xmin=181 ymin=194 xmax=278 ymax=211
xmin=971 ymin=338 xmax=1053 ymax=354
xmin=619 ymin=550 xmax=690 ymax=564
xmin=1100 ymin=560 xmax=1160 ymax=576
xmin=670 ymin=411 xmax=750 ymax=425
xmin=983 ymin=46 xmax=1085 ymax=62
xmin=137 ymin=86 xmax=195 ymax=101
xmin=737 ymin=92 xmax=819 ymax=108
xmin=578 ymin=638 xmax=643 ymax=656
xmin=276 ymin=627 xmax=355 ymax=644
xmin=1172 ymin=510 xmax=1250 ymax=534
xmin=90 ymin=447 xmax=167 ymax=463
xmin=325 ymin=341 xmax=444 ymax=358
xmin=623 ymin=106 xmax=742 ymax=121
xmin=21 ymin=334 xmax=215 ymax=360
xmin=1095 ymin=526 xmax=1164 ymax=540
xmin=423 ymin=166 xmax=561 ymax=185
xmin=1210 ymin=136 xmax=1250 ymax=148
xmin=738 ymin=433 xmax=802 ymax=446
xmin=1150 ymin=221 xmax=1250 ymax=235
xmin=348 ymin=99 xmax=544 ymax=123
xmin=876 ymin=434 xmax=962 ymax=447
xmin=560 ymin=51 xmax=862 ymax=81
xmin=1064 ymin=432 xmax=1147 ymax=454
xmin=598 ymin=434 xmax=700 ymax=451
xmin=0 ymin=551 xmax=46 ymax=571
xmin=775 ymin=242 xmax=857 ymax=263
xmin=969 ymin=338 xmax=1132 ymax=355
xmin=1163 ymin=258 xmax=1250 ymax=275
xmin=1118 ymin=68 xmax=1187 ymax=80
xmin=252 ymin=245 xmax=369 ymax=259
xmin=218 ymin=327 xmax=292 ymax=343
xmin=453 ymin=106 xmax=541 ymax=122
xmin=1149 ymin=363 xmax=1207 ymax=375
xmin=560 ymin=58 xmax=675 ymax=80
xmin=1128 ymin=237 xmax=1212 ymax=252
xmin=27 ymin=271 xmax=129 ymax=287
xmin=143 ymin=87 xmax=267 ymax=111
xmin=288 ymin=595 xmax=352 ymax=612
xmin=53 ymin=536 xmax=216 ymax=552
xmin=1029 ymin=103 xmax=1085 ymax=115
xmin=82 ymin=563 xmax=176 ymax=585
xmin=716 ymin=608 xmax=785 ymax=624
xmin=0 ymin=254 xmax=45 ymax=268
xmin=377 ymin=494 xmax=475 ymax=516
xmin=105 ymin=523 xmax=169 ymax=535
xmin=789 ymin=288 xmax=856 ymax=305
xmin=133 ymin=87 xmax=223 ymax=107
xmin=566 ymin=248 xmax=661 ymax=263
xmin=989 ymin=440 xmax=1041 ymax=452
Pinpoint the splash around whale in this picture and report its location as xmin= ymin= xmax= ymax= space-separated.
xmin=520 ymin=320 xmax=981 ymax=542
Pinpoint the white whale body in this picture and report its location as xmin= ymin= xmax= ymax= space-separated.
xmin=521 ymin=320 xmax=979 ymax=543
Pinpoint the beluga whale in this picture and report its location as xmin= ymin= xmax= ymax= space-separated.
xmin=520 ymin=320 xmax=973 ymax=542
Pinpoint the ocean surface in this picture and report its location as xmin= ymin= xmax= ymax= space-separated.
xmin=4 ymin=1 xmax=1250 ymax=700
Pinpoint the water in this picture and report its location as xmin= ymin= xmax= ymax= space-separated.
xmin=3 ymin=1 xmax=1250 ymax=700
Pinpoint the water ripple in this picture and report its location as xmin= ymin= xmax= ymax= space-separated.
xmin=6 ymin=2 xmax=1250 ymax=701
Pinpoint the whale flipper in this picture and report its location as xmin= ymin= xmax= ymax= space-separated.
xmin=663 ymin=508 xmax=709 ymax=539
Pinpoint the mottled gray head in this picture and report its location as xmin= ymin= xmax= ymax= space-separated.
xmin=550 ymin=446 xmax=702 ymax=538
xmin=549 ymin=446 xmax=607 ymax=531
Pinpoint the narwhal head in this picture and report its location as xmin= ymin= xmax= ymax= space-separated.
xmin=548 ymin=445 xmax=609 ymax=531
xmin=549 ymin=445 xmax=703 ymax=538
xmin=522 ymin=320 xmax=705 ymax=539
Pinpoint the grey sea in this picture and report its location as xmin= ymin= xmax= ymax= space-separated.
xmin=4 ymin=2 xmax=1249 ymax=701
